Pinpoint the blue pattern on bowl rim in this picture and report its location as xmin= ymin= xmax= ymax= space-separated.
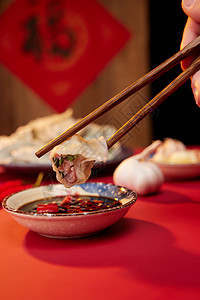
xmin=80 ymin=182 xmax=136 ymax=201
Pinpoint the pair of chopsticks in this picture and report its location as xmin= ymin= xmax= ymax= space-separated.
xmin=35 ymin=36 xmax=200 ymax=158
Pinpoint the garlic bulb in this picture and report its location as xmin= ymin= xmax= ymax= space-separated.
xmin=113 ymin=141 xmax=164 ymax=196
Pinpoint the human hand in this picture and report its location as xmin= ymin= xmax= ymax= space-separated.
xmin=181 ymin=0 xmax=200 ymax=106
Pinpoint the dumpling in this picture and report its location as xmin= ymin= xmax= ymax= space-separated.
xmin=152 ymin=138 xmax=186 ymax=163
xmin=166 ymin=149 xmax=200 ymax=164
xmin=50 ymin=134 xmax=108 ymax=188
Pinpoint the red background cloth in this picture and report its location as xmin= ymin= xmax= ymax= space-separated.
xmin=0 ymin=168 xmax=200 ymax=300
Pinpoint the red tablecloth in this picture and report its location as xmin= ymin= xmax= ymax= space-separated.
xmin=0 ymin=168 xmax=200 ymax=300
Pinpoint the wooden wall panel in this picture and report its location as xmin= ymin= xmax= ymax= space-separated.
xmin=0 ymin=0 xmax=152 ymax=148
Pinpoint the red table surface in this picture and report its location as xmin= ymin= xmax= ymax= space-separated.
xmin=0 ymin=168 xmax=200 ymax=300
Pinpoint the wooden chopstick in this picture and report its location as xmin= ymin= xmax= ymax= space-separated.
xmin=107 ymin=55 xmax=200 ymax=149
xmin=35 ymin=36 xmax=200 ymax=158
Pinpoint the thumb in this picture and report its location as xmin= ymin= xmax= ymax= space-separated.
xmin=182 ymin=0 xmax=200 ymax=22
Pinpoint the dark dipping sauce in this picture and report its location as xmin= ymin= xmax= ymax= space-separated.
xmin=19 ymin=195 xmax=122 ymax=214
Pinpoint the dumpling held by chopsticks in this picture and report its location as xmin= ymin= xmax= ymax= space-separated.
xmin=50 ymin=134 xmax=108 ymax=188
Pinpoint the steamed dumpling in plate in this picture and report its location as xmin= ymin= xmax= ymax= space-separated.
xmin=151 ymin=138 xmax=200 ymax=164
xmin=152 ymin=138 xmax=186 ymax=163
xmin=50 ymin=134 xmax=108 ymax=188
xmin=166 ymin=149 xmax=200 ymax=164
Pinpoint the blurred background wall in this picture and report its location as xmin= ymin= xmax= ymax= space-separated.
xmin=0 ymin=0 xmax=151 ymax=149
xmin=0 ymin=0 xmax=199 ymax=149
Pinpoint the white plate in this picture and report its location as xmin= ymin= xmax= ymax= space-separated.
xmin=155 ymin=162 xmax=200 ymax=181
